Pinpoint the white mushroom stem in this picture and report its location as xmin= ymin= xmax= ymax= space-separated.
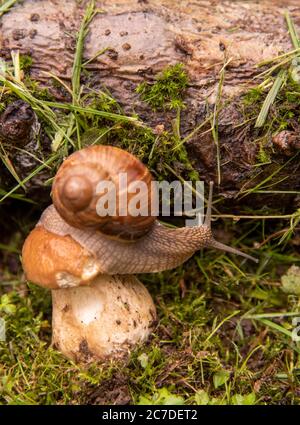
xmin=51 ymin=274 xmax=157 ymax=361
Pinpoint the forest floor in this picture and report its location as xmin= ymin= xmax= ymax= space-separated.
xmin=0 ymin=228 xmax=300 ymax=405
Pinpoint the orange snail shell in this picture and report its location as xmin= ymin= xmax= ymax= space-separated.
xmin=51 ymin=145 xmax=157 ymax=240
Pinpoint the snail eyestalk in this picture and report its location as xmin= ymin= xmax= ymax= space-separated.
xmin=208 ymin=239 xmax=258 ymax=263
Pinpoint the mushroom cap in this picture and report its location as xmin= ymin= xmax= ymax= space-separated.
xmin=22 ymin=226 xmax=102 ymax=289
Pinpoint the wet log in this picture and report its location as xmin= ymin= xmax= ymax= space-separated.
xmin=0 ymin=0 xmax=300 ymax=213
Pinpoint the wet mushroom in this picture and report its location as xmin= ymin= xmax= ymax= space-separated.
xmin=22 ymin=223 xmax=157 ymax=362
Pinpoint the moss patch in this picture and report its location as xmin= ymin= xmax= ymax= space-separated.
xmin=136 ymin=63 xmax=189 ymax=111
xmin=0 ymin=231 xmax=300 ymax=404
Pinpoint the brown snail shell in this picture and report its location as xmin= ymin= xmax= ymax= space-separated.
xmin=52 ymin=145 xmax=157 ymax=240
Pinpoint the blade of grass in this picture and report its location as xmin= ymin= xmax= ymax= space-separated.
xmin=255 ymin=70 xmax=287 ymax=128
xmin=285 ymin=11 xmax=300 ymax=49
xmin=172 ymin=113 xmax=212 ymax=148
xmin=0 ymin=0 xmax=18 ymax=17
xmin=0 ymin=153 xmax=59 ymax=202
xmin=279 ymin=209 xmax=300 ymax=244
xmin=212 ymin=213 xmax=296 ymax=220
xmin=12 ymin=146 xmax=53 ymax=169
xmin=41 ymin=71 xmax=73 ymax=97
xmin=244 ymin=312 xmax=300 ymax=319
xmin=0 ymin=141 xmax=25 ymax=189
xmin=0 ymin=150 xmax=25 ymax=189
xmin=11 ymin=49 xmax=21 ymax=83
xmin=257 ymin=318 xmax=293 ymax=339
xmin=257 ymin=47 xmax=300 ymax=67
xmin=239 ymin=151 xmax=299 ymax=198
xmin=204 ymin=310 xmax=240 ymax=344
xmin=0 ymin=75 xmax=75 ymax=147
xmin=82 ymin=47 xmax=108 ymax=67
xmin=255 ymin=56 xmax=294 ymax=80
xmin=0 ymin=188 xmax=35 ymax=202
xmin=0 ymin=243 xmax=20 ymax=254
xmin=71 ymin=0 xmax=99 ymax=149
xmin=211 ymin=58 xmax=231 ymax=185
xmin=42 ymin=101 xmax=144 ymax=126
xmin=72 ymin=0 xmax=98 ymax=103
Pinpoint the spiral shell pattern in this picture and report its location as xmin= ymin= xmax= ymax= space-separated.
xmin=52 ymin=145 xmax=156 ymax=240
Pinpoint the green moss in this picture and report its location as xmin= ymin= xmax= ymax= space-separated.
xmin=136 ymin=63 xmax=189 ymax=111
xmin=241 ymin=72 xmax=300 ymax=163
xmin=257 ymin=143 xmax=271 ymax=164
xmin=106 ymin=125 xmax=199 ymax=182
xmin=1 ymin=235 xmax=299 ymax=404
xmin=23 ymin=77 xmax=55 ymax=102
xmin=81 ymin=90 xmax=121 ymax=129
xmin=242 ymin=86 xmax=264 ymax=106
xmin=19 ymin=54 xmax=33 ymax=73
xmin=79 ymin=119 xmax=199 ymax=182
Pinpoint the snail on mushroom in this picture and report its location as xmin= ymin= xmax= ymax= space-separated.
xmin=22 ymin=145 xmax=256 ymax=361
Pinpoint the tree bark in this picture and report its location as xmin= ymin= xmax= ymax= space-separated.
xmin=0 ymin=0 xmax=300 ymax=212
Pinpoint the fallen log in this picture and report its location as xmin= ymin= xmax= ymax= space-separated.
xmin=0 ymin=0 xmax=300 ymax=214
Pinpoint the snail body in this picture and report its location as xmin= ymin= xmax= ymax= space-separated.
xmin=46 ymin=145 xmax=256 ymax=278
xmin=38 ymin=204 xmax=212 ymax=275
xmin=24 ymin=145 xmax=256 ymax=289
